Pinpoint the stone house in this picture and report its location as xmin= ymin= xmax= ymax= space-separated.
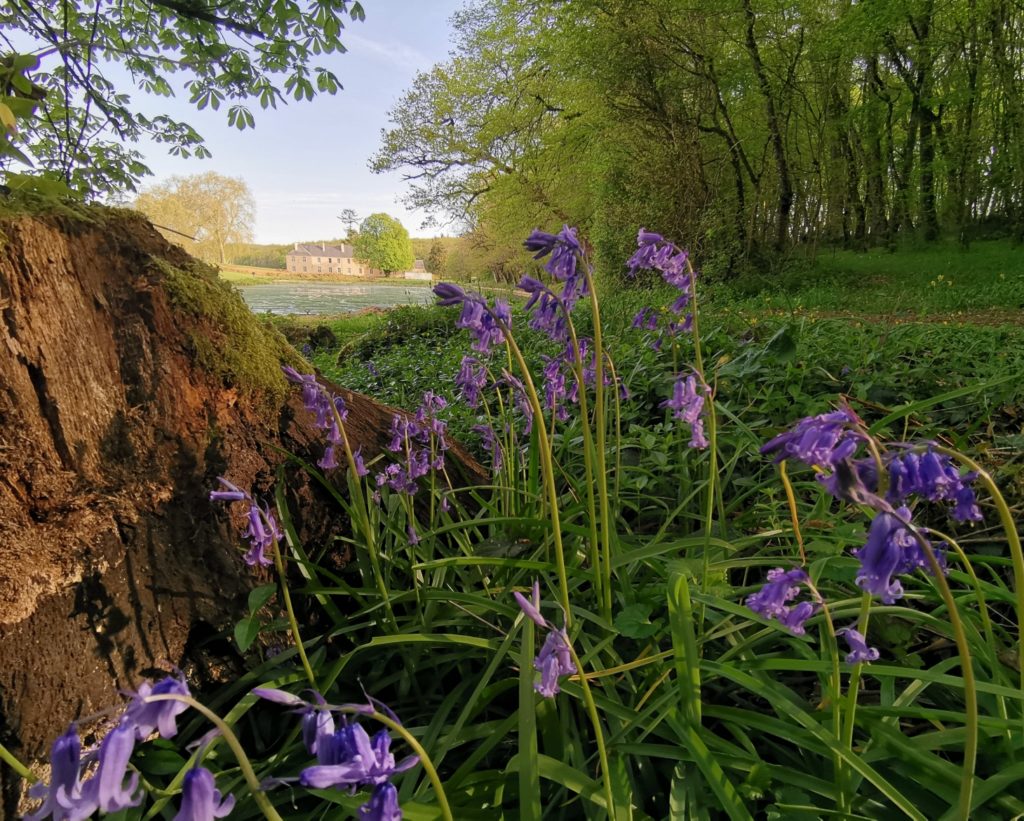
xmin=285 ymin=242 xmax=381 ymax=276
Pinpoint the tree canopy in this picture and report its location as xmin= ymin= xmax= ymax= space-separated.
xmin=135 ymin=171 xmax=255 ymax=264
xmin=353 ymin=212 xmax=415 ymax=275
xmin=0 ymin=0 xmax=365 ymax=195
xmin=375 ymin=0 xmax=1024 ymax=274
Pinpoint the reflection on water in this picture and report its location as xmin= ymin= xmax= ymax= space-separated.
xmin=237 ymin=281 xmax=434 ymax=315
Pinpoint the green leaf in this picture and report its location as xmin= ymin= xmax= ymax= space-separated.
xmin=234 ymin=615 xmax=260 ymax=652
xmin=248 ymin=583 xmax=277 ymax=614
xmin=615 ymin=603 xmax=661 ymax=639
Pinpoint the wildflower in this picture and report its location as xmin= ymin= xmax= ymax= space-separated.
xmin=125 ymin=673 xmax=190 ymax=739
xmin=299 ymin=724 xmax=418 ymax=790
xmin=514 ymin=581 xmax=578 ymax=697
xmin=173 ymin=767 xmax=235 ymax=821
xmin=433 ymin=283 xmax=509 ymax=355
xmin=455 ymin=356 xmax=488 ymax=408
xmin=472 ymin=424 xmax=504 ymax=472
xmin=353 ymin=448 xmax=369 ymax=477
xmin=519 ymin=226 xmax=590 ymax=341
xmin=852 ymin=508 xmax=915 ymax=604
xmin=23 ymin=726 xmax=82 ymax=821
xmin=359 ymin=782 xmax=401 ymax=821
xmin=777 ymin=601 xmax=817 ymax=635
xmin=840 ymin=628 xmax=880 ymax=665
xmin=662 ymin=373 xmax=709 ymax=449
xmin=71 ymin=718 xmax=143 ymax=817
xmin=301 ymin=693 xmax=335 ymax=756
xmin=887 ymin=450 xmax=982 ymax=522
xmin=208 ymin=478 xmax=248 ymax=503
xmin=534 ymin=628 xmax=577 ymax=698
xmin=747 ymin=567 xmax=807 ymax=620
xmin=242 ymin=503 xmax=280 ymax=568
xmin=760 ymin=409 xmax=862 ymax=469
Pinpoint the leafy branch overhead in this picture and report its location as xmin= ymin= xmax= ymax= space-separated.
xmin=0 ymin=0 xmax=365 ymax=195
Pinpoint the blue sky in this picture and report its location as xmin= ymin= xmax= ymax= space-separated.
xmin=130 ymin=2 xmax=466 ymax=243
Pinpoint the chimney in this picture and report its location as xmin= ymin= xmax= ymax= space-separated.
xmin=294 ymin=242 xmax=299 ymax=250
xmin=321 ymin=241 xmax=326 ymax=251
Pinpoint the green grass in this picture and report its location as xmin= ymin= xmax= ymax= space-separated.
xmin=718 ymin=239 xmax=1024 ymax=316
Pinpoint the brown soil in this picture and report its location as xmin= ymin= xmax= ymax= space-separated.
xmin=0 ymin=205 xmax=482 ymax=813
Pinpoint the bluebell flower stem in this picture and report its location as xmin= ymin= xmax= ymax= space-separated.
xmin=144 ymin=694 xmax=282 ymax=821
xmin=566 ymin=643 xmax=616 ymax=819
xmin=778 ymin=461 xmax=807 ymax=564
xmin=897 ymin=512 xmax=978 ymax=820
xmin=934 ymin=446 xmax=1024 ymax=694
xmin=332 ymin=403 xmax=397 ymax=633
xmin=497 ymin=326 xmax=573 ymax=622
xmin=840 ymin=593 xmax=872 ymax=811
xmin=804 ymin=578 xmax=846 ymax=813
xmin=269 ymin=532 xmax=317 ymax=690
xmin=581 ymin=264 xmax=614 ymax=620
xmin=0 ymin=740 xmax=32 ymax=781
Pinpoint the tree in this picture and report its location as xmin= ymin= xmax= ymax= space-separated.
xmin=425 ymin=240 xmax=448 ymax=274
xmin=353 ymin=213 xmax=414 ymax=276
xmin=135 ymin=172 xmax=255 ymax=264
xmin=338 ymin=209 xmax=360 ymax=236
xmin=0 ymin=1 xmax=365 ymax=195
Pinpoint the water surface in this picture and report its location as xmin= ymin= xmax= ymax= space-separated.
xmin=237 ymin=281 xmax=434 ymax=315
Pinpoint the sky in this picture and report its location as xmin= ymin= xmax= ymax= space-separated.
xmin=128 ymin=1 xmax=466 ymax=243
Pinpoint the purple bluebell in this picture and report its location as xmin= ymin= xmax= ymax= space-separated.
xmin=209 ymin=478 xmax=248 ymax=503
xmin=455 ymin=356 xmax=488 ymax=408
xmin=840 ymin=628 xmax=880 ymax=665
xmin=661 ymin=374 xmax=709 ymax=449
xmin=852 ymin=509 xmax=913 ymax=604
xmin=761 ymin=409 xmax=862 ymax=469
xmin=301 ymin=693 xmax=335 ymax=756
xmin=125 ymin=673 xmax=190 ymax=739
xmin=514 ymin=581 xmax=577 ymax=697
xmin=524 ymin=225 xmax=582 ymax=282
xmin=242 ymin=503 xmax=280 ymax=567
xmin=299 ymin=724 xmax=419 ymax=790
xmin=534 ymin=628 xmax=577 ymax=698
xmin=69 ymin=718 xmax=142 ymax=817
xmin=777 ymin=601 xmax=817 ymax=635
xmin=24 ymin=726 xmax=82 ymax=821
xmin=353 ymin=448 xmax=369 ymax=477
xmin=358 ymin=782 xmax=401 ymax=821
xmin=434 ymin=284 xmax=510 ymax=355
xmin=282 ymin=367 xmax=353 ymax=471
xmin=472 ymin=424 xmax=504 ymax=472
xmin=513 ymin=580 xmax=546 ymax=628
xmin=887 ymin=450 xmax=982 ymax=522
xmin=632 ymin=307 xmax=659 ymax=330
xmin=318 ymin=445 xmax=339 ymax=471
xmin=520 ymin=226 xmax=591 ymax=341
xmin=817 ymin=458 xmax=881 ymax=506
xmin=626 ymin=230 xmax=695 ymax=319
xmin=747 ymin=567 xmax=808 ymax=620
xmin=173 ymin=767 xmax=235 ymax=821
xmin=500 ymin=371 xmax=534 ymax=435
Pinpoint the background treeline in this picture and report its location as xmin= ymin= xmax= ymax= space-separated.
xmin=374 ymin=0 xmax=1024 ymax=276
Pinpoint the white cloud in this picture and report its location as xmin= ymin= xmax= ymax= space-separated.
xmin=344 ymin=31 xmax=432 ymax=73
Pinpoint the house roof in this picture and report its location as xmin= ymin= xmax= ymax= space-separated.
xmin=287 ymin=242 xmax=354 ymax=258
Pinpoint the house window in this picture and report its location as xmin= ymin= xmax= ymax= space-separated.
xmin=302 ymin=266 xmax=307 ymax=272
xmin=317 ymin=266 xmax=322 ymax=273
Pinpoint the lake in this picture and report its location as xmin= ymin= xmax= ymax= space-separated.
xmin=236 ymin=281 xmax=434 ymax=315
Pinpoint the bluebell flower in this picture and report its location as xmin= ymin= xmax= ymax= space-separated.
xmin=747 ymin=567 xmax=807 ymax=620
xmin=777 ymin=601 xmax=817 ymax=635
xmin=661 ymin=373 xmax=709 ymax=449
xmin=358 ymin=782 xmax=401 ymax=821
xmin=840 ymin=628 xmax=880 ymax=665
xmin=69 ymin=718 xmax=142 ymax=817
xmin=434 ymin=285 xmax=510 ymax=356
xmin=887 ymin=450 xmax=982 ymax=522
xmin=299 ymin=724 xmax=418 ymax=790
xmin=125 ymin=673 xmax=190 ymax=739
xmin=852 ymin=509 xmax=913 ymax=604
xmin=534 ymin=628 xmax=577 ymax=698
xmin=514 ymin=581 xmax=578 ymax=697
xmin=24 ymin=726 xmax=82 ymax=821
xmin=173 ymin=767 xmax=235 ymax=821
xmin=242 ymin=503 xmax=280 ymax=567
xmin=301 ymin=693 xmax=335 ymax=756
xmin=455 ymin=356 xmax=488 ymax=408
xmin=208 ymin=478 xmax=248 ymax=503
xmin=761 ymin=409 xmax=862 ymax=469
xmin=472 ymin=424 xmax=504 ymax=472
